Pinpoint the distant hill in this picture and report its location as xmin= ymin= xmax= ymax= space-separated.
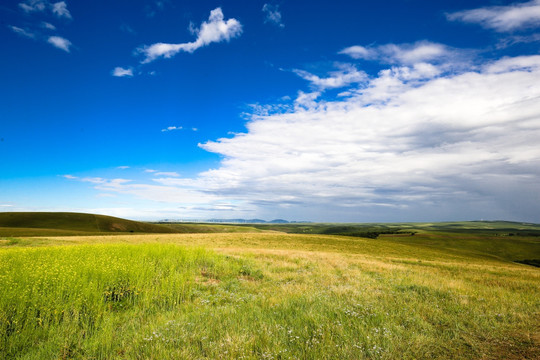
xmin=164 ymin=218 xmax=311 ymax=224
xmin=0 ymin=212 xmax=178 ymax=236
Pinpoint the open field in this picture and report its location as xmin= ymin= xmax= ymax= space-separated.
xmin=1 ymin=227 xmax=539 ymax=359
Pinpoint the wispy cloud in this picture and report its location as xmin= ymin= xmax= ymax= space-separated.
xmin=47 ymin=35 xmax=71 ymax=52
xmin=137 ymin=7 xmax=242 ymax=63
xmin=120 ymin=23 xmax=136 ymax=35
xmin=292 ymin=64 xmax=367 ymax=91
xmin=14 ymin=1 xmax=73 ymax=51
xmin=144 ymin=0 xmax=169 ymax=18
xmin=41 ymin=21 xmax=56 ymax=30
xmin=18 ymin=0 xmax=47 ymax=13
xmin=117 ymin=166 xmax=130 ymax=170
xmin=154 ymin=172 xmax=180 ymax=177
xmin=339 ymin=41 xmax=455 ymax=65
xmin=51 ymin=1 xmax=71 ymax=19
xmin=111 ymin=67 xmax=134 ymax=77
xmin=161 ymin=126 xmax=182 ymax=132
xmin=19 ymin=0 xmax=72 ymax=19
xmin=262 ymin=4 xmax=284 ymax=28
xmin=447 ymin=0 xmax=540 ymax=32
xmin=9 ymin=25 xmax=36 ymax=39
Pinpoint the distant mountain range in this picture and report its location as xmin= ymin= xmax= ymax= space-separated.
xmin=159 ymin=218 xmax=310 ymax=224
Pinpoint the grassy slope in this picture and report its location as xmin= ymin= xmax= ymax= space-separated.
xmin=0 ymin=212 xmax=180 ymax=236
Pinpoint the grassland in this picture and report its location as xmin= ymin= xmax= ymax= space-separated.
xmin=1 ymin=220 xmax=539 ymax=359
xmin=0 ymin=213 xmax=267 ymax=237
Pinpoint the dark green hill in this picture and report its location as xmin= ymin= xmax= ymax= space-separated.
xmin=0 ymin=212 xmax=178 ymax=236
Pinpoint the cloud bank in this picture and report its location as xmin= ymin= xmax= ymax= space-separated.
xmin=137 ymin=7 xmax=242 ymax=63
xmin=195 ymin=54 xmax=540 ymax=221
xmin=68 ymin=50 xmax=540 ymax=222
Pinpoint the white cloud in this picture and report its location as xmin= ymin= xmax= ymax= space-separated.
xmin=447 ymin=0 xmax=540 ymax=32
xmin=41 ymin=22 xmax=56 ymax=30
xmin=19 ymin=0 xmax=72 ymax=19
xmin=80 ymin=177 xmax=107 ymax=184
xmin=9 ymin=25 xmax=36 ymax=39
xmin=154 ymin=172 xmax=181 ymax=177
xmin=51 ymin=1 xmax=71 ymax=19
xmin=64 ymin=53 xmax=540 ymax=222
xmin=161 ymin=126 xmax=182 ymax=132
xmin=484 ymin=55 xmax=540 ymax=73
xmin=112 ymin=67 xmax=134 ymax=77
xmin=117 ymin=166 xmax=130 ymax=169
xmin=262 ymin=4 xmax=284 ymax=28
xmin=19 ymin=0 xmax=47 ymax=13
xmin=194 ymin=54 xmax=540 ymax=221
xmin=340 ymin=41 xmax=454 ymax=65
xmin=137 ymin=7 xmax=242 ymax=63
xmin=144 ymin=169 xmax=157 ymax=173
xmin=292 ymin=64 xmax=367 ymax=91
xmin=47 ymin=35 xmax=71 ymax=52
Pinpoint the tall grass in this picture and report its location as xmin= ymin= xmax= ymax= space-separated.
xmin=1 ymin=234 xmax=539 ymax=359
xmin=0 ymin=244 xmax=256 ymax=359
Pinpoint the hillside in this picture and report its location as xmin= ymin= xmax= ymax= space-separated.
xmin=0 ymin=212 xmax=178 ymax=236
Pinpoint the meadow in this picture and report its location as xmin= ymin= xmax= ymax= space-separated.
xmin=0 ymin=221 xmax=539 ymax=359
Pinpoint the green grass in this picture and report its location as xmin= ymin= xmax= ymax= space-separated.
xmin=0 ymin=212 xmax=180 ymax=236
xmin=0 ymin=213 xmax=272 ymax=237
xmin=246 ymin=220 xmax=540 ymax=237
xmin=158 ymin=222 xmax=266 ymax=234
xmin=1 ymin=227 xmax=539 ymax=358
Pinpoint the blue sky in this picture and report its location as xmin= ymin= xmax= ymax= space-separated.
xmin=1 ymin=0 xmax=540 ymax=222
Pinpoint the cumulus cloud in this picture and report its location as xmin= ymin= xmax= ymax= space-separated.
xmin=339 ymin=41 xmax=455 ymax=65
xmin=262 ymin=4 xmax=284 ymax=28
xmin=137 ymin=7 xmax=242 ymax=63
xmin=65 ymin=51 xmax=540 ymax=222
xmin=47 ymin=35 xmax=71 ymax=52
xmin=194 ymin=54 xmax=540 ymax=221
xmin=447 ymin=0 xmax=540 ymax=32
xmin=51 ymin=1 xmax=71 ymax=19
xmin=112 ymin=67 xmax=134 ymax=77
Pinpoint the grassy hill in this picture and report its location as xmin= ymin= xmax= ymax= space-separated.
xmin=0 ymin=212 xmax=178 ymax=236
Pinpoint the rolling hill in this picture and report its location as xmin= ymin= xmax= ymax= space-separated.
xmin=0 ymin=212 xmax=178 ymax=236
